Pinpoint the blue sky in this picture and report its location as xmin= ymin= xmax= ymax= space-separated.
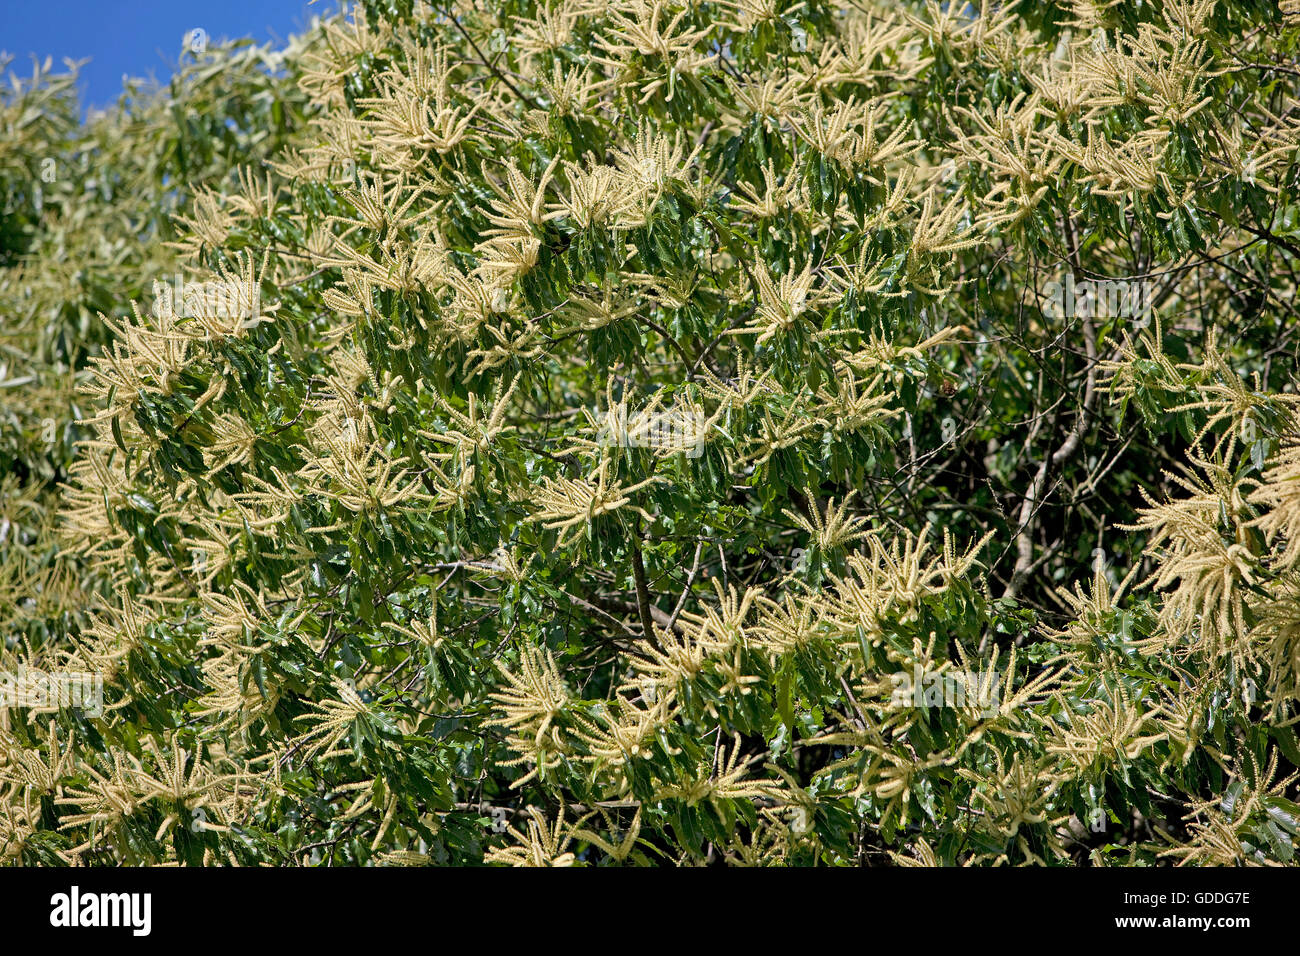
xmin=1 ymin=0 xmax=340 ymax=112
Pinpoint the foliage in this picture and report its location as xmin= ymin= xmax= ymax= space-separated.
xmin=3 ymin=0 xmax=1300 ymax=867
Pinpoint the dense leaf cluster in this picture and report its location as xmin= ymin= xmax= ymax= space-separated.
xmin=3 ymin=0 xmax=1300 ymax=866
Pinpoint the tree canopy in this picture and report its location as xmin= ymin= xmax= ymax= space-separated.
xmin=3 ymin=0 xmax=1300 ymax=866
